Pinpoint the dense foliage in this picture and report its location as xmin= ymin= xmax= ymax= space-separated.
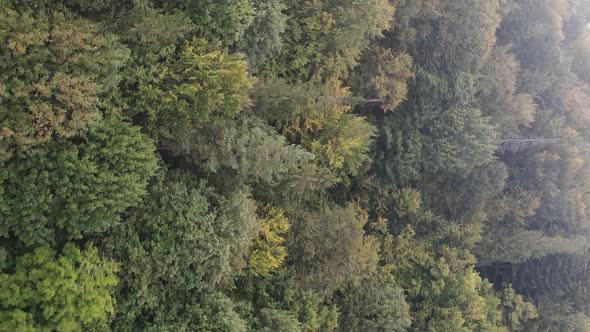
xmin=1 ymin=0 xmax=589 ymax=331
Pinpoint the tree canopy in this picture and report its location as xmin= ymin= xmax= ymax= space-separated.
xmin=0 ymin=244 xmax=118 ymax=332
xmin=1 ymin=0 xmax=589 ymax=330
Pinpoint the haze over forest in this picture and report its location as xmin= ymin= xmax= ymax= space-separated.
xmin=1 ymin=0 xmax=590 ymax=331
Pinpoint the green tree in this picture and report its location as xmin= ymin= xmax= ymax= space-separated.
xmin=476 ymin=229 xmax=590 ymax=266
xmin=482 ymin=253 xmax=590 ymax=309
xmin=498 ymin=285 xmax=538 ymax=331
xmin=420 ymin=160 xmax=508 ymax=224
xmin=234 ymin=0 xmax=288 ymax=73
xmin=570 ymin=32 xmax=590 ymax=85
xmin=152 ymin=0 xmax=255 ymax=45
xmin=350 ymin=46 xmax=414 ymax=111
xmin=497 ymin=0 xmax=568 ymax=74
xmin=107 ymin=170 xmax=256 ymax=330
xmin=254 ymin=79 xmax=376 ymax=179
xmin=525 ymin=296 xmax=590 ymax=332
xmin=270 ymin=0 xmax=395 ymax=81
xmin=388 ymin=0 xmax=501 ymax=74
xmin=123 ymin=38 xmax=253 ymax=142
xmin=0 ymin=117 xmax=158 ymax=246
xmin=422 ymin=105 xmax=496 ymax=174
xmin=289 ymin=80 xmax=375 ymax=177
xmin=115 ymin=4 xmax=196 ymax=65
xmin=0 ymin=244 xmax=118 ymax=332
xmin=502 ymin=138 xmax=590 ymax=237
xmin=374 ymin=68 xmax=496 ymax=188
xmin=475 ymin=186 xmax=590 ymax=265
xmin=258 ymin=308 xmax=302 ymax=332
xmin=376 ymin=226 xmax=511 ymax=331
xmin=289 ymin=203 xmax=379 ymax=294
xmin=169 ymin=115 xmax=330 ymax=192
xmin=233 ymin=269 xmax=338 ymax=332
xmin=8 ymin=0 xmax=128 ymax=13
xmin=336 ymin=276 xmax=411 ymax=332
xmin=372 ymin=112 xmax=423 ymax=186
xmin=476 ymin=47 xmax=536 ymax=137
xmin=0 ymin=7 xmax=129 ymax=160
xmin=134 ymin=292 xmax=247 ymax=332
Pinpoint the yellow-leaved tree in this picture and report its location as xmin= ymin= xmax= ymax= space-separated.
xmin=248 ymin=205 xmax=290 ymax=276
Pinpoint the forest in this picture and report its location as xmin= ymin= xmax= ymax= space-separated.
xmin=1 ymin=0 xmax=590 ymax=331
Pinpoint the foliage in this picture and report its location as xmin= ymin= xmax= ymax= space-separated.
xmin=289 ymin=203 xmax=379 ymax=294
xmin=1 ymin=0 xmax=588 ymax=329
xmin=477 ymin=47 xmax=536 ymax=137
xmin=257 ymin=308 xmax=301 ymax=332
xmin=138 ymin=292 xmax=248 ymax=332
xmin=107 ymin=170 xmax=256 ymax=330
xmin=570 ymin=33 xmax=590 ymax=85
xmin=234 ymin=0 xmax=288 ymax=73
xmin=254 ymin=79 xmax=376 ymax=179
xmin=0 ymin=7 xmax=129 ymax=160
xmin=421 ymin=105 xmax=496 ymax=175
xmin=390 ymin=0 xmax=501 ymax=73
xmin=269 ymin=0 xmax=395 ymax=81
xmin=0 ymin=118 xmax=158 ymax=246
xmin=526 ymin=296 xmax=590 ymax=332
xmin=0 ymin=244 xmax=118 ymax=332
xmin=170 ymin=115 xmax=330 ymax=192
xmin=410 ymin=68 xmax=497 ymax=175
xmin=476 ymin=228 xmax=590 ymax=266
xmin=371 ymin=220 xmax=513 ymax=331
xmin=398 ymin=247 xmax=508 ymax=331
xmin=482 ymin=253 xmax=590 ymax=308
xmin=373 ymin=112 xmax=423 ymax=185
xmin=248 ymin=205 xmax=290 ymax=276
xmin=115 ymin=4 xmax=196 ymax=64
xmin=233 ymin=269 xmax=338 ymax=332
xmin=123 ymin=38 xmax=253 ymax=142
xmin=9 ymin=0 xmax=128 ymax=12
xmin=304 ymin=113 xmax=374 ymax=178
xmin=350 ymin=46 xmax=414 ymax=111
xmin=336 ymin=276 xmax=411 ymax=332
xmin=374 ymin=67 xmax=496 ymax=190
xmin=497 ymin=0 xmax=568 ymax=73
xmin=502 ymin=141 xmax=590 ymax=237
xmin=152 ymin=0 xmax=256 ymax=45
xmin=498 ymin=285 xmax=538 ymax=330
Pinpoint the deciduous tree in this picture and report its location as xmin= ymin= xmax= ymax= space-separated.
xmin=107 ymin=170 xmax=256 ymax=330
xmin=0 ymin=244 xmax=118 ymax=332
xmin=289 ymin=203 xmax=379 ymax=294
xmin=0 ymin=118 xmax=158 ymax=246
xmin=0 ymin=7 xmax=129 ymax=160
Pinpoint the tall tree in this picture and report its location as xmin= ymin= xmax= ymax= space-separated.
xmin=476 ymin=47 xmax=536 ymax=137
xmin=288 ymin=203 xmax=378 ymax=294
xmin=106 ymin=170 xmax=256 ymax=330
xmin=168 ymin=115 xmax=331 ymax=195
xmin=0 ymin=6 xmax=129 ymax=160
xmin=247 ymin=205 xmax=290 ymax=276
xmin=253 ymin=79 xmax=376 ymax=180
xmin=122 ymin=37 xmax=253 ymax=143
xmin=269 ymin=0 xmax=395 ymax=81
xmin=349 ymin=46 xmax=413 ymax=111
xmin=388 ymin=0 xmax=501 ymax=74
xmin=233 ymin=0 xmax=288 ymax=73
xmin=152 ymin=0 xmax=256 ymax=45
xmin=0 ymin=118 xmax=158 ymax=246
xmin=336 ymin=276 xmax=411 ymax=332
xmin=0 ymin=244 xmax=118 ymax=332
